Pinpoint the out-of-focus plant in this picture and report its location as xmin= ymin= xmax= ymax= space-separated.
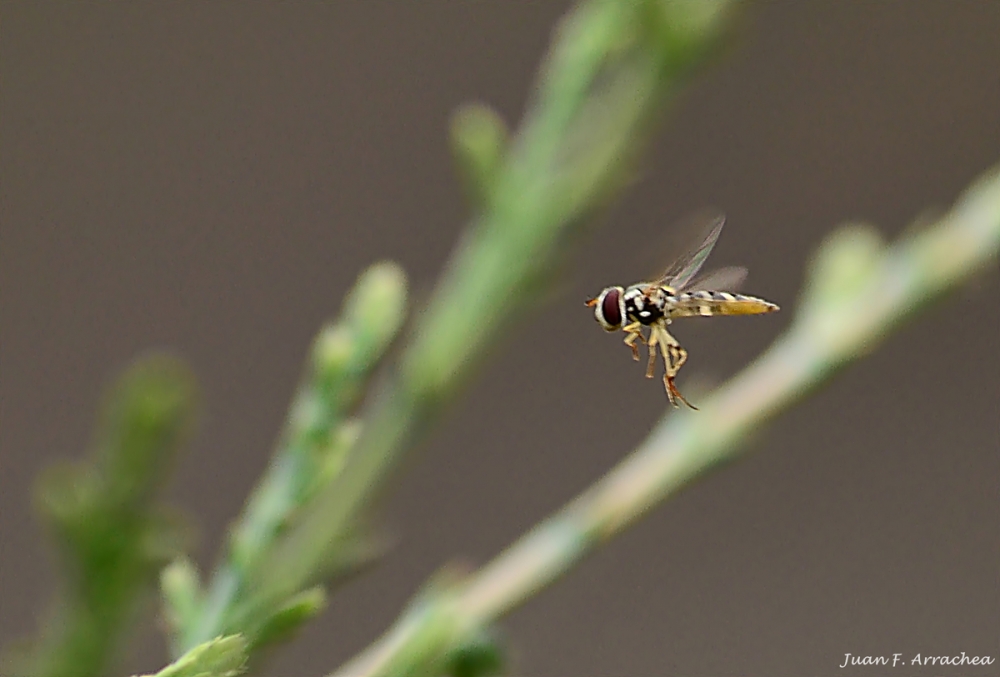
xmin=173 ymin=261 xmax=408 ymax=655
xmin=133 ymin=635 xmax=247 ymax=677
xmin=5 ymin=1 xmax=998 ymax=677
xmin=9 ymin=357 xmax=197 ymax=677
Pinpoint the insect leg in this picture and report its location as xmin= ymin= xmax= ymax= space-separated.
xmin=645 ymin=329 xmax=658 ymax=378
xmin=654 ymin=325 xmax=697 ymax=409
xmin=621 ymin=322 xmax=646 ymax=361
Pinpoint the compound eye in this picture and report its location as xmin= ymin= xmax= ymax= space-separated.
xmin=598 ymin=287 xmax=622 ymax=329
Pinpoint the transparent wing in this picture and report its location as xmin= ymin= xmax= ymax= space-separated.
xmin=685 ymin=265 xmax=748 ymax=292
xmin=652 ymin=211 xmax=726 ymax=289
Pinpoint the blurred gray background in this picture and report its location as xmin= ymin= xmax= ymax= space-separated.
xmin=2 ymin=3 xmax=998 ymax=676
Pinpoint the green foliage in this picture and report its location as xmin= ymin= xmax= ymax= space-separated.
xmin=6 ymin=1 xmax=757 ymax=675
xmin=249 ymin=587 xmax=327 ymax=650
xmin=174 ymin=262 xmax=408 ymax=655
xmin=445 ymin=627 xmax=505 ymax=677
xmin=135 ymin=635 xmax=247 ymax=677
xmin=450 ymin=103 xmax=509 ymax=211
xmin=160 ymin=559 xmax=203 ymax=644
xmin=12 ymin=355 xmax=197 ymax=677
xmin=7 ymin=2 xmax=997 ymax=677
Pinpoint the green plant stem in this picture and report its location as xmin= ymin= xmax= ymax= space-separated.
xmin=329 ymin=164 xmax=1000 ymax=677
xmin=178 ymin=263 xmax=406 ymax=653
xmin=16 ymin=356 xmax=197 ymax=677
xmin=134 ymin=635 xmax=247 ymax=677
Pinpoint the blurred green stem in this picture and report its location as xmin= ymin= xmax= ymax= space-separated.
xmin=17 ymin=356 xmax=197 ymax=677
xmin=330 ymin=164 xmax=1000 ymax=677
xmin=134 ymin=635 xmax=247 ymax=677
xmin=177 ymin=263 xmax=407 ymax=653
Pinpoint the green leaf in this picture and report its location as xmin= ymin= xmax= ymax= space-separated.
xmin=136 ymin=635 xmax=247 ymax=677
xmin=23 ymin=354 xmax=199 ymax=677
xmin=450 ymin=103 xmax=509 ymax=210
xmin=248 ymin=586 xmax=327 ymax=649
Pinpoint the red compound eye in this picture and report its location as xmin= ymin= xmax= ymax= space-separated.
xmin=600 ymin=287 xmax=622 ymax=329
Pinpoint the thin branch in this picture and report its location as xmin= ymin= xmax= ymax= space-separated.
xmin=176 ymin=263 xmax=407 ymax=654
xmin=330 ymin=164 xmax=1000 ymax=677
xmin=133 ymin=635 xmax=247 ymax=677
xmin=12 ymin=356 xmax=197 ymax=677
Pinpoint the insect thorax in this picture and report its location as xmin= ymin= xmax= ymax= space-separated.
xmin=623 ymin=284 xmax=673 ymax=325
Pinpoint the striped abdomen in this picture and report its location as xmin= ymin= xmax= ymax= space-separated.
xmin=668 ymin=289 xmax=779 ymax=318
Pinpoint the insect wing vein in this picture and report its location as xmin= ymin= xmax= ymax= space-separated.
xmin=654 ymin=213 xmax=726 ymax=290
xmin=684 ymin=265 xmax=748 ymax=293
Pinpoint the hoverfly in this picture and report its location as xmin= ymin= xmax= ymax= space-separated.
xmin=586 ymin=214 xmax=779 ymax=409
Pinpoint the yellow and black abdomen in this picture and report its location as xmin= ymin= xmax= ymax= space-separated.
xmin=670 ymin=290 xmax=779 ymax=318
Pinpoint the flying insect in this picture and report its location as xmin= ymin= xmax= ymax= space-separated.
xmin=586 ymin=215 xmax=779 ymax=408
